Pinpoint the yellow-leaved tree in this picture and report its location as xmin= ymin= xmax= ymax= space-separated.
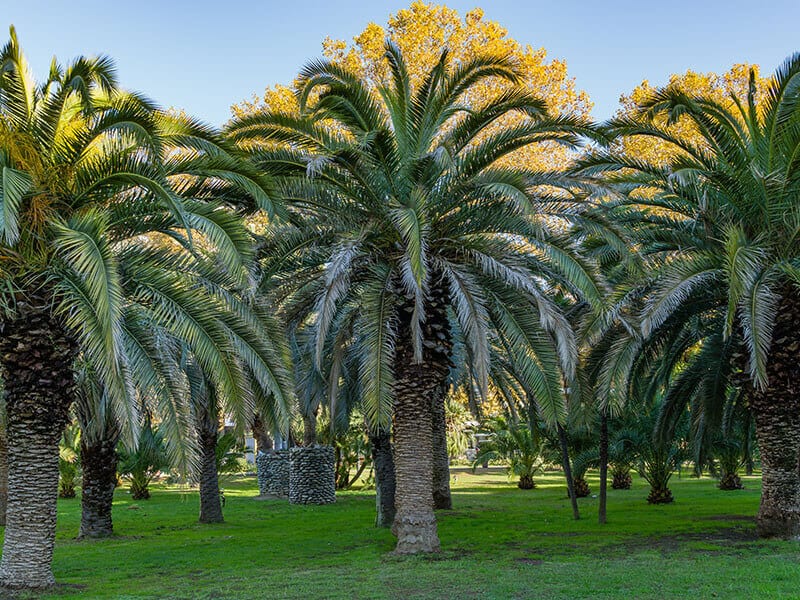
xmin=616 ymin=64 xmax=769 ymax=165
xmin=232 ymin=2 xmax=591 ymax=170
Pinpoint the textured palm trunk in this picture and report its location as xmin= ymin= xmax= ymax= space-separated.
xmin=598 ymin=410 xmax=609 ymax=524
xmin=748 ymin=291 xmax=800 ymax=539
xmin=557 ymin=422 xmax=580 ymax=520
xmin=79 ymin=434 xmax=119 ymax=538
xmin=0 ymin=427 xmax=7 ymax=527
xmin=198 ymin=425 xmax=223 ymax=524
xmin=743 ymin=414 xmax=755 ymax=476
xmin=252 ymin=413 xmax=273 ymax=454
xmin=0 ymin=293 xmax=78 ymax=589
xmin=431 ymin=382 xmax=452 ymax=510
xmin=392 ymin=284 xmax=451 ymax=553
xmin=370 ymin=428 xmax=396 ymax=528
xmin=518 ymin=474 xmax=535 ymax=489
xmin=303 ymin=409 xmax=317 ymax=446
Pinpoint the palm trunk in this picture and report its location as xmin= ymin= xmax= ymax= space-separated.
xmin=0 ymin=293 xmax=78 ymax=589
xmin=198 ymin=425 xmax=223 ymax=524
xmin=557 ymin=422 xmax=580 ymax=520
xmin=743 ymin=412 xmax=754 ymax=476
xmin=303 ymin=409 xmax=317 ymax=446
xmin=0 ymin=426 xmax=7 ymax=527
xmin=392 ymin=284 xmax=451 ymax=553
xmin=748 ymin=290 xmax=800 ymax=539
xmin=252 ymin=413 xmax=273 ymax=454
xmin=371 ymin=428 xmax=396 ymax=528
xmin=79 ymin=434 xmax=119 ymax=538
xmin=598 ymin=410 xmax=609 ymax=525
xmin=431 ymin=383 xmax=452 ymax=510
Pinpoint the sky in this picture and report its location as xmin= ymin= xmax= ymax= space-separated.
xmin=5 ymin=1 xmax=800 ymax=126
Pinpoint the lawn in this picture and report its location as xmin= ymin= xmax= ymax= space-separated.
xmin=20 ymin=469 xmax=800 ymax=599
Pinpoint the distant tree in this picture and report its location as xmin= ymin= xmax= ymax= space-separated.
xmin=473 ymin=416 xmax=545 ymax=489
xmin=232 ymin=2 xmax=591 ymax=172
xmin=117 ymin=417 xmax=169 ymax=500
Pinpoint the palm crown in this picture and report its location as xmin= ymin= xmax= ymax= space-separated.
xmin=229 ymin=41 xmax=604 ymax=428
xmin=581 ymin=54 xmax=800 ymax=390
xmin=0 ymin=26 xmax=287 ymax=417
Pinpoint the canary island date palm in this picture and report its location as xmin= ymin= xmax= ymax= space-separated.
xmin=229 ymin=41 xmax=603 ymax=553
xmin=75 ymin=277 xmax=293 ymax=535
xmin=578 ymin=54 xmax=800 ymax=538
xmin=473 ymin=416 xmax=545 ymax=489
xmin=0 ymin=28 xmax=279 ymax=588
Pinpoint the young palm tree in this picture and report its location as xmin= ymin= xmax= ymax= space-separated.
xmin=229 ymin=41 xmax=602 ymax=553
xmin=0 ymin=28 xmax=278 ymax=588
xmin=473 ymin=416 xmax=545 ymax=489
xmin=578 ymin=54 xmax=800 ymax=537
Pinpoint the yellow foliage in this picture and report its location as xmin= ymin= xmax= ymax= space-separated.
xmin=617 ymin=64 xmax=769 ymax=166
xmin=231 ymin=2 xmax=591 ymax=170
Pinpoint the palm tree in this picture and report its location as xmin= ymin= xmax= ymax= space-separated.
xmin=117 ymin=416 xmax=169 ymax=500
xmin=228 ymin=41 xmax=602 ymax=553
xmin=473 ymin=416 xmax=545 ymax=489
xmin=74 ymin=370 xmax=121 ymax=538
xmin=578 ymin=54 xmax=800 ymax=536
xmin=0 ymin=28 xmax=278 ymax=588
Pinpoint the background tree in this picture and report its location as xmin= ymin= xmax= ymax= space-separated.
xmin=473 ymin=415 xmax=544 ymax=489
xmin=616 ymin=64 xmax=768 ymax=165
xmin=117 ymin=416 xmax=169 ymax=500
xmin=232 ymin=1 xmax=591 ymax=174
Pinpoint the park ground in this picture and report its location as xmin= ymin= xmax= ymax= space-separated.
xmin=15 ymin=469 xmax=800 ymax=599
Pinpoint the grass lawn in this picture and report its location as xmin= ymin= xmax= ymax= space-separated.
xmin=15 ymin=469 xmax=800 ymax=599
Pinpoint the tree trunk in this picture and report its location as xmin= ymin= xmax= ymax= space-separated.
xmin=79 ymin=434 xmax=119 ymax=538
xmin=252 ymin=413 xmax=273 ymax=454
xmin=303 ymin=409 xmax=317 ymax=446
xmin=748 ymin=290 xmax=800 ymax=539
xmin=743 ymin=412 xmax=754 ymax=476
xmin=391 ymin=283 xmax=452 ymax=553
xmin=557 ymin=422 xmax=580 ymax=520
xmin=371 ymin=428 xmax=396 ymax=528
xmin=0 ymin=293 xmax=78 ymax=589
xmin=598 ymin=410 xmax=609 ymax=525
xmin=198 ymin=425 xmax=223 ymax=524
xmin=0 ymin=425 xmax=7 ymax=527
xmin=431 ymin=383 xmax=452 ymax=510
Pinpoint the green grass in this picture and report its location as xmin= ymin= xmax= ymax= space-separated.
xmin=17 ymin=469 xmax=800 ymax=599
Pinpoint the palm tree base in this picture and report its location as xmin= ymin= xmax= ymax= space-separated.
xmin=59 ymin=485 xmax=77 ymax=499
xmin=572 ymin=477 xmax=591 ymax=498
xmin=647 ymin=487 xmax=673 ymax=504
xmin=612 ymin=471 xmax=632 ymax=490
xmin=79 ymin=436 xmax=119 ymax=539
xmin=518 ymin=475 xmax=536 ymax=490
xmin=756 ymin=507 xmax=800 ymax=539
xmin=718 ymin=472 xmax=744 ymax=491
xmin=198 ymin=427 xmax=224 ymax=524
xmin=392 ymin=511 xmax=441 ymax=554
xmin=371 ymin=429 xmax=396 ymax=528
xmin=130 ymin=484 xmax=151 ymax=501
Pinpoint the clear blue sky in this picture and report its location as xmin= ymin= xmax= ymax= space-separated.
xmin=6 ymin=1 xmax=799 ymax=125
